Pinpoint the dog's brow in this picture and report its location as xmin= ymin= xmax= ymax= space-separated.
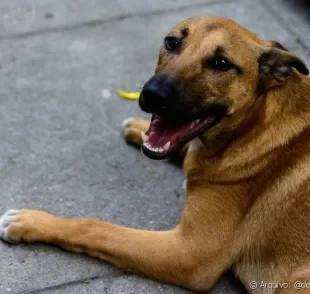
xmin=181 ymin=28 xmax=189 ymax=37
xmin=205 ymin=23 xmax=222 ymax=33
xmin=215 ymin=46 xmax=225 ymax=55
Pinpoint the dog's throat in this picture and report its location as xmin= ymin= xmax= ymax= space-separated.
xmin=141 ymin=115 xmax=218 ymax=159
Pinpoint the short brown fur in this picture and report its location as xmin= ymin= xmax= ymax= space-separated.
xmin=1 ymin=16 xmax=310 ymax=294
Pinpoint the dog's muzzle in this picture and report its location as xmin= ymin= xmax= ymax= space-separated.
xmin=139 ymin=75 xmax=177 ymax=116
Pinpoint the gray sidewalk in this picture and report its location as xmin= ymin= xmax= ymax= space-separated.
xmin=0 ymin=1 xmax=309 ymax=293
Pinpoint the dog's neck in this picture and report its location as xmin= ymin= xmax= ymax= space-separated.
xmin=184 ymin=74 xmax=310 ymax=183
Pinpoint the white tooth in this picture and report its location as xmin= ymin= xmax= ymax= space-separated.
xmin=141 ymin=131 xmax=149 ymax=142
xmin=190 ymin=122 xmax=195 ymax=129
xmin=145 ymin=143 xmax=163 ymax=153
xmin=163 ymin=141 xmax=171 ymax=151
xmin=195 ymin=119 xmax=200 ymax=124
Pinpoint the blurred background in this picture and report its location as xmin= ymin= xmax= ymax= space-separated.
xmin=0 ymin=1 xmax=309 ymax=293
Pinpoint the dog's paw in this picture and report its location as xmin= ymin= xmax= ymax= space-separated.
xmin=122 ymin=117 xmax=138 ymax=128
xmin=0 ymin=209 xmax=22 ymax=243
xmin=122 ymin=117 xmax=150 ymax=146
xmin=0 ymin=209 xmax=56 ymax=244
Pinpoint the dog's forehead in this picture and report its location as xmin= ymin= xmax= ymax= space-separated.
xmin=167 ymin=16 xmax=263 ymax=64
xmin=169 ymin=16 xmax=260 ymax=45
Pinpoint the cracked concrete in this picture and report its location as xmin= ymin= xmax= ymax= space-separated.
xmin=0 ymin=0 xmax=309 ymax=293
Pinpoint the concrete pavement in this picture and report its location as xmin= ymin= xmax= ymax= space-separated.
xmin=0 ymin=0 xmax=309 ymax=293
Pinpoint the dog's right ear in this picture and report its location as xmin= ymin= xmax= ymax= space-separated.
xmin=258 ymin=45 xmax=309 ymax=90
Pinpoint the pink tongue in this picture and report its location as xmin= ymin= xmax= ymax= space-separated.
xmin=146 ymin=118 xmax=192 ymax=148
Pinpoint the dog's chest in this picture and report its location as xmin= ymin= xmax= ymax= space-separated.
xmin=234 ymin=262 xmax=280 ymax=294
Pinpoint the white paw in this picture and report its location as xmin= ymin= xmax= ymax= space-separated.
xmin=122 ymin=117 xmax=136 ymax=128
xmin=0 ymin=209 xmax=20 ymax=243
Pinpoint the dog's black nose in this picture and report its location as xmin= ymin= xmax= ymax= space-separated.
xmin=139 ymin=75 xmax=175 ymax=115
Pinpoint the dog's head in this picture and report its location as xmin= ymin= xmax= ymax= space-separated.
xmin=139 ymin=16 xmax=309 ymax=160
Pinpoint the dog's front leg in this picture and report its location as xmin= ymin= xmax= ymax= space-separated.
xmin=0 ymin=209 xmax=217 ymax=292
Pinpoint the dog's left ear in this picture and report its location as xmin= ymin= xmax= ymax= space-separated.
xmin=258 ymin=45 xmax=309 ymax=88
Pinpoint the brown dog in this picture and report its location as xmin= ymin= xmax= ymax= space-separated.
xmin=1 ymin=16 xmax=310 ymax=293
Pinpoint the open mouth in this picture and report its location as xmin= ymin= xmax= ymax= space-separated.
xmin=141 ymin=114 xmax=221 ymax=160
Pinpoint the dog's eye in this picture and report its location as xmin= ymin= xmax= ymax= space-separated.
xmin=164 ymin=36 xmax=180 ymax=52
xmin=208 ymin=58 xmax=234 ymax=71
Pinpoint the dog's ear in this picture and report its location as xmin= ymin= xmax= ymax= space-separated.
xmin=258 ymin=44 xmax=309 ymax=89
xmin=266 ymin=40 xmax=289 ymax=52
